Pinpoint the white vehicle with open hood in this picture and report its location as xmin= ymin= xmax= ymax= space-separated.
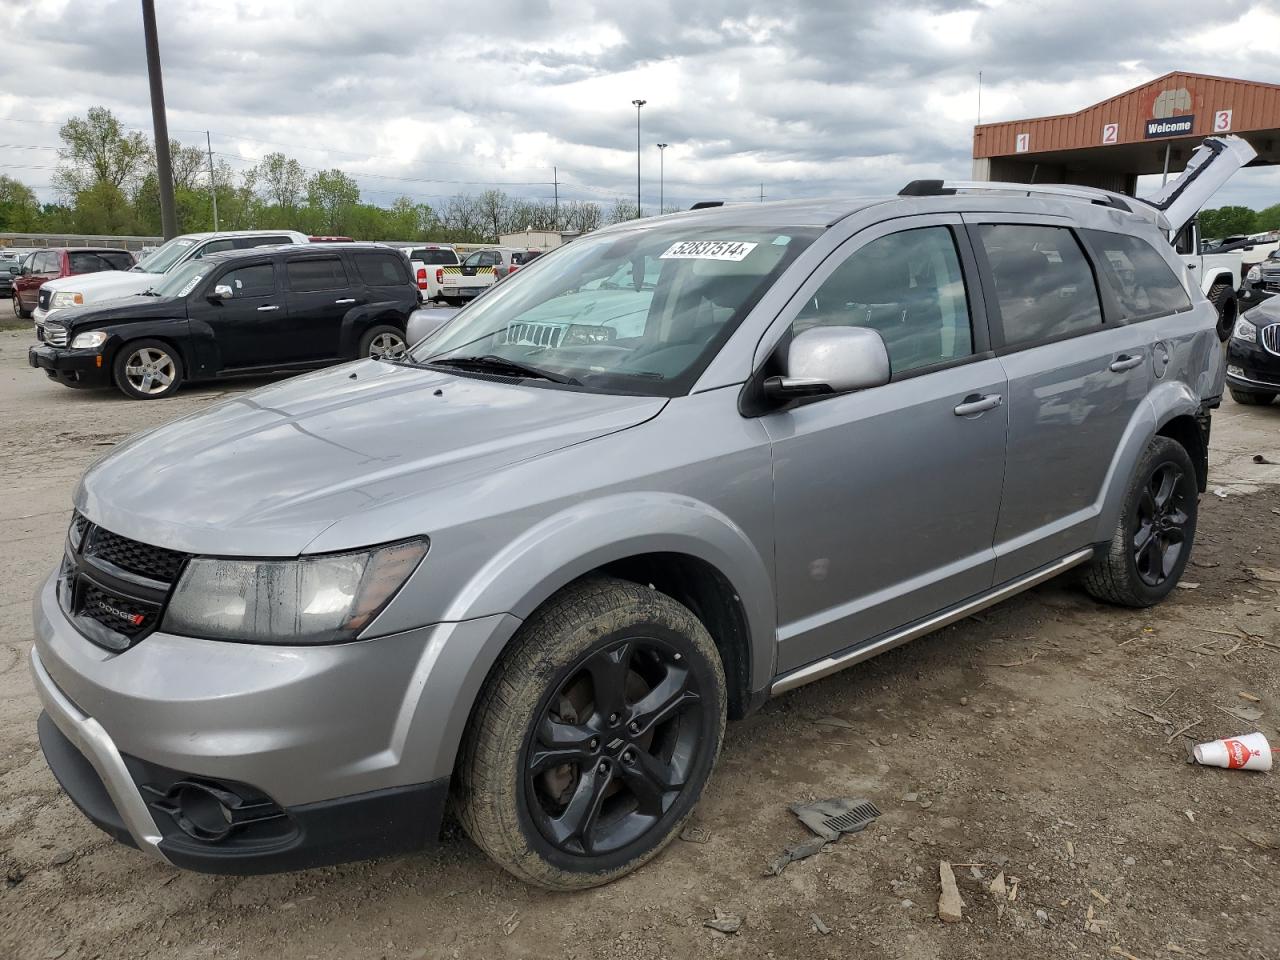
xmin=33 ymin=230 xmax=309 ymax=323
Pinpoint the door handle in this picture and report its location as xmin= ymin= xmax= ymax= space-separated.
xmin=1109 ymin=354 xmax=1144 ymax=372
xmin=257 ymin=305 xmax=280 ymax=312
xmin=1186 ymin=263 xmax=1198 ymax=269
xmin=953 ymin=393 xmax=1003 ymax=416
xmin=334 ymin=298 xmax=356 ymax=305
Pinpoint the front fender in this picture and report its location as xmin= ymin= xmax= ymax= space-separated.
xmin=1091 ymin=380 xmax=1202 ymax=544
xmin=440 ymin=492 xmax=777 ymax=694
xmin=102 ymin=319 xmax=192 ymax=369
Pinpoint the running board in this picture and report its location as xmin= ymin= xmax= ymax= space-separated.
xmin=770 ymin=547 xmax=1094 ymax=696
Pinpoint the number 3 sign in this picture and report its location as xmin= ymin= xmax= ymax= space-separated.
xmin=1214 ymin=109 xmax=1232 ymax=133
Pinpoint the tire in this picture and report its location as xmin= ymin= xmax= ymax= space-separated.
xmin=112 ymin=339 xmax=183 ymax=400
xmin=1208 ymin=281 xmax=1237 ymax=342
xmin=456 ymin=577 xmax=727 ymax=890
xmin=14 ymin=294 xmax=30 ymax=320
xmin=358 ymin=324 xmax=407 ymax=359
xmin=443 ymin=297 xmax=464 ymax=307
xmin=1083 ymin=436 xmax=1199 ymax=608
xmin=1229 ymin=386 xmax=1276 ymax=406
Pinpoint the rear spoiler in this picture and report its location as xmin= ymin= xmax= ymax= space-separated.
xmin=1137 ymin=135 xmax=1257 ymax=237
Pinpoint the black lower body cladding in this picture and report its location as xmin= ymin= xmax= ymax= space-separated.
xmin=28 ymin=345 xmax=112 ymax=389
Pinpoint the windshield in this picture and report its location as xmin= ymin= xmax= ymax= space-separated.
xmin=149 ymin=259 xmax=208 ymax=299
xmin=409 ymin=224 xmax=817 ymax=396
xmin=134 ymin=236 xmax=196 ymax=274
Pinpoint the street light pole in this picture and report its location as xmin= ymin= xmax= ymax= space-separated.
xmin=656 ymin=143 xmax=668 ymax=213
xmin=631 ymin=99 xmax=646 ymax=219
xmin=141 ymin=0 xmax=177 ymax=240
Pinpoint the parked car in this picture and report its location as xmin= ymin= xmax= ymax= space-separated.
xmin=1225 ymin=295 xmax=1280 ymax=405
xmin=30 ymin=138 xmax=1244 ymax=888
xmin=28 ymin=243 xmax=416 ymax=400
xmin=438 ymin=247 xmax=543 ymax=304
xmin=394 ymin=244 xmax=461 ymax=303
xmin=12 ymin=247 xmax=136 ymax=320
xmin=1254 ymin=248 xmax=1280 ymax=293
xmin=0 ymin=248 xmax=30 ymax=298
xmin=34 ymin=230 xmax=309 ymax=324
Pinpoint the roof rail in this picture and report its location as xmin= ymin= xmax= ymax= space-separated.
xmin=690 ymin=201 xmax=724 ymax=210
xmin=901 ymin=179 xmax=1135 ymax=212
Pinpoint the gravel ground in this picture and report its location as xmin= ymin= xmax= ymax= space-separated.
xmin=1 ymin=325 xmax=1278 ymax=960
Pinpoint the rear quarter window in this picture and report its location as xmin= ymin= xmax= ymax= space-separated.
xmin=410 ymin=249 xmax=459 ymax=266
xmin=1082 ymin=230 xmax=1192 ymax=320
xmin=353 ymin=252 xmax=411 ymax=286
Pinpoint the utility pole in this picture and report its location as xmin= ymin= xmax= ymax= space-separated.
xmin=141 ymin=0 xmax=177 ymax=239
xmin=631 ymin=99 xmax=646 ymax=219
xmin=759 ymin=183 xmax=765 ymax=203
xmin=553 ymin=166 xmax=559 ymax=230
xmin=656 ymin=143 xmax=668 ymax=213
xmin=206 ymin=130 xmax=219 ymax=230
xmin=977 ymin=70 xmax=983 ymax=126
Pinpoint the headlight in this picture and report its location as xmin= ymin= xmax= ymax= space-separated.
xmin=1246 ymin=265 xmax=1261 ymax=283
xmin=1232 ymin=317 xmax=1258 ymax=343
xmin=50 ymin=291 xmax=84 ymax=308
xmin=163 ymin=539 xmax=428 ymax=644
xmin=70 ymin=331 xmax=108 ymax=349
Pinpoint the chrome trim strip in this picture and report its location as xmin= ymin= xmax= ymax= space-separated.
xmin=29 ymin=648 xmax=169 ymax=859
xmin=1226 ymin=369 xmax=1280 ymax=390
xmin=770 ymin=548 xmax=1094 ymax=696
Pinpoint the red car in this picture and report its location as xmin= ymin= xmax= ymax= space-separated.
xmin=11 ymin=247 xmax=136 ymax=320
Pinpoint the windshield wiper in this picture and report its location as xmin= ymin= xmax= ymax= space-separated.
xmin=431 ymin=355 xmax=580 ymax=385
xmin=139 ymin=289 xmax=161 ymax=296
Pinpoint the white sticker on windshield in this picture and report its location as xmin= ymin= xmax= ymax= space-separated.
xmin=659 ymin=240 xmax=758 ymax=262
xmin=177 ymin=275 xmax=203 ymax=297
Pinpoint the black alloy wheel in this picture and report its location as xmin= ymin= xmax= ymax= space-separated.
xmin=1131 ymin=461 xmax=1192 ymax=587
xmin=523 ymin=636 xmax=705 ymax=858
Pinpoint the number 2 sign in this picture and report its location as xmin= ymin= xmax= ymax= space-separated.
xmin=1214 ymin=109 xmax=1232 ymax=133
xmin=1102 ymin=123 xmax=1118 ymax=145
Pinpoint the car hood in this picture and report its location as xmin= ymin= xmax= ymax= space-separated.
xmin=1246 ymin=295 xmax=1280 ymax=323
xmin=59 ymin=294 xmax=186 ymax=330
xmin=42 ymin=270 xmax=161 ymax=305
xmin=76 ymin=360 xmax=667 ymax=557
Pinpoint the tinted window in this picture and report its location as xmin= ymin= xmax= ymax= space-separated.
xmin=979 ymin=225 xmax=1103 ymax=348
xmin=221 ymin=263 xmax=276 ymax=297
xmin=1082 ymin=229 xmax=1192 ymax=320
xmin=37 ymin=252 xmax=59 ymax=274
xmin=512 ymin=251 xmax=543 ymax=265
xmin=353 ymin=252 xmax=410 ymax=286
xmin=410 ymin=248 xmax=458 ymax=266
xmin=793 ymin=226 xmax=973 ymax=375
xmin=68 ymin=251 xmax=133 ymax=273
xmin=195 ymin=239 xmax=235 ymax=258
xmin=237 ymin=235 xmax=293 ymax=250
xmin=287 ymin=257 xmax=348 ymax=292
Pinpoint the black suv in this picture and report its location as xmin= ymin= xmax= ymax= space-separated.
xmin=28 ymin=244 xmax=418 ymax=400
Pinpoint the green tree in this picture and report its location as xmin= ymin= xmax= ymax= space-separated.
xmin=305 ymin=169 xmax=360 ymax=235
xmin=1198 ymin=205 xmax=1257 ymax=241
xmin=72 ymin=182 xmax=139 ymax=235
xmin=255 ymin=152 xmax=307 ymax=213
xmin=54 ymin=107 xmax=150 ymax=197
xmin=0 ymin=175 xmax=41 ymax=231
xmin=1255 ymin=203 xmax=1280 ymax=234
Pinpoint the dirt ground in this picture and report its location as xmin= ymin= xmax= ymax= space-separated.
xmin=1 ymin=324 xmax=1279 ymax=960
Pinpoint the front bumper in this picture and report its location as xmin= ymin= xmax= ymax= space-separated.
xmin=1225 ymin=334 xmax=1280 ymax=393
xmin=28 ymin=344 xmax=112 ymax=389
xmin=31 ymin=572 xmax=516 ymax=873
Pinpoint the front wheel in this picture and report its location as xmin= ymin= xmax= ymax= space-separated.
xmin=456 ymin=577 xmax=727 ymax=890
xmin=1229 ymin=386 xmax=1276 ymax=406
xmin=13 ymin=294 xmax=31 ymax=320
xmin=358 ymin=324 xmax=407 ymax=359
xmin=1082 ymin=436 xmax=1198 ymax=607
xmin=113 ymin=339 xmax=183 ymax=400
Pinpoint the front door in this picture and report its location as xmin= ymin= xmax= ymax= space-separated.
xmin=965 ymin=217 xmax=1153 ymax=582
xmin=190 ymin=259 xmax=287 ymax=370
xmin=283 ymin=255 xmax=358 ymax=361
xmin=762 ymin=216 xmax=1008 ymax=673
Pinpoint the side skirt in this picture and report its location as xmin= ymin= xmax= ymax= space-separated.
xmin=770 ymin=547 xmax=1094 ymax=697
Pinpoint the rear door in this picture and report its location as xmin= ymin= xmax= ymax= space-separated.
xmin=188 ymin=258 xmax=287 ymax=369
xmin=966 ymin=215 xmax=1153 ymax=582
xmin=283 ymin=254 xmax=357 ymax=361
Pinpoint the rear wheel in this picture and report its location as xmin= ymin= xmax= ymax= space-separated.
xmin=1208 ymin=281 xmax=1237 ymax=342
xmin=357 ymin=325 xmax=406 ymax=359
xmin=1083 ymin=436 xmax=1198 ymax=607
xmin=1229 ymin=386 xmax=1276 ymax=406
xmin=456 ymin=577 xmax=727 ymax=890
xmin=113 ymin=339 xmax=183 ymax=400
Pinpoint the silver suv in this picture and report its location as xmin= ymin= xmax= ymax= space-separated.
xmin=31 ymin=140 xmax=1244 ymax=889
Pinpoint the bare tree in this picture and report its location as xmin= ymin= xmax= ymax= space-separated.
xmin=254 ymin=152 xmax=307 ymax=211
xmin=475 ymin=189 xmax=512 ymax=241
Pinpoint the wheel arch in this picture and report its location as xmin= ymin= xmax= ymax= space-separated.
xmin=106 ymin=331 xmax=191 ymax=387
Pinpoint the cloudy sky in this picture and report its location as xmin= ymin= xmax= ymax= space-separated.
xmin=2 ymin=0 xmax=1278 ymax=214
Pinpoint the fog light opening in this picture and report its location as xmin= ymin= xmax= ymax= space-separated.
xmin=173 ymin=782 xmax=238 ymax=842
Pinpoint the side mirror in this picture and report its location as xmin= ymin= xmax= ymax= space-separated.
xmin=210 ymin=284 xmax=233 ymax=301
xmin=765 ymin=326 xmax=891 ymax=401
xmin=7 ymin=266 xmax=18 ymax=276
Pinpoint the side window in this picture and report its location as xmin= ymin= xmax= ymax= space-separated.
xmin=194 ymin=239 xmax=235 ymax=259
xmin=1173 ymin=222 xmax=1196 ymax=256
xmin=36 ymin=252 xmax=58 ymax=274
xmin=352 ymin=252 xmax=409 ymax=286
xmin=220 ymin=263 xmax=276 ymax=297
xmin=793 ymin=226 xmax=974 ymax=376
xmin=286 ymin=257 xmax=348 ymax=292
xmin=1081 ymin=229 xmax=1193 ymax=320
xmin=462 ymin=252 xmax=485 ymax=268
xmin=480 ymin=251 xmax=502 ymax=267
xmin=236 ymin=235 xmax=292 ymax=249
xmin=978 ymin=224 xmax=1103 ymax=349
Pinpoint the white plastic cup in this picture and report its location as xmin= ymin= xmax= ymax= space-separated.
xmin=1193 ymin=732 xmax=1272 ymax=771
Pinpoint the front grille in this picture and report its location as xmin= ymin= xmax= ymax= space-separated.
xmin=87 ymin=527 xmax=187 ymax=582
xmin=1262 ymin=323 xmax=1280 ymax=358
xmin=59 ymin=513 xmax=190 ymax=651
xmin=505 ymin=321 xmax=566 ymax=348
xmin=40 ymin=323 xmax=67 ymax=347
